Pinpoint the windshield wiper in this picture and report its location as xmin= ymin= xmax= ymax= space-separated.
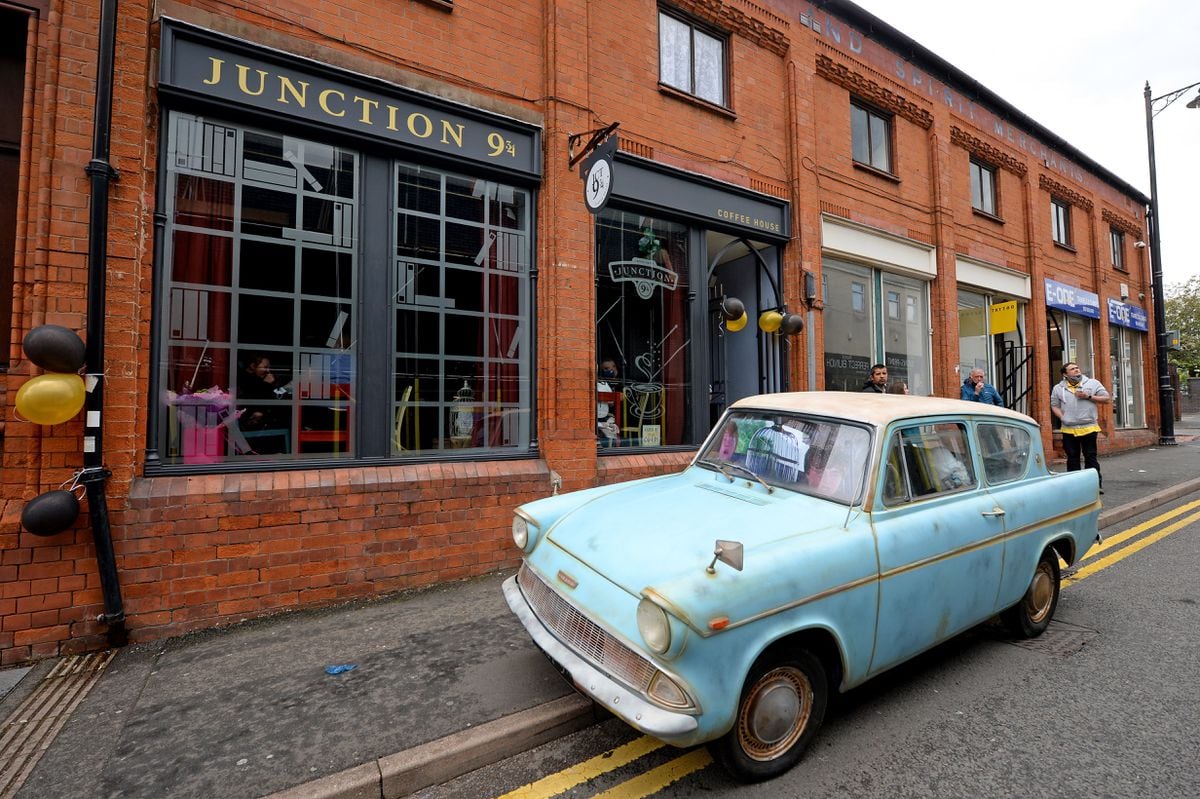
xmin=722 ymin=461 xmax=773 ymax=494
xmin=697 ymin=458 xmax=773 ymax=494
xmin=696 ymin=458 xmax=732 ymax=480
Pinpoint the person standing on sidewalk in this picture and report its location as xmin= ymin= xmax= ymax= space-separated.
xmin=861 ymin=364 xmax=888 ymax=393
xmin=1051 ymin=362 xmax=1111 ymax=493
xmin=961 ymin=368 xmax=1004 ymax=406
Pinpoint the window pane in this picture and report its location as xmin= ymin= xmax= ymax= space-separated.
xmin=882 ymin=273 xmax=930 ymax=396
xmin=159 ymin=112 xmax=359 ymax=466
xmin=694 ymin=30 xmax=724 ymax=105
xmin=392 ymin=161 xmax=530 ymax=456
xmin=980 ymin=166 xmax=995 ymax=214
xmin=978 ymin=423 xmax=1030 ymax=484
xmin=869 ymin=113 xmax=890 ymax=171
xmin=595 ymin=209 xmax=691 ymax=449
xmin=970 ymin=162 xmax=983 ymax=210
xmin=822 ymin=260 xmax=874 ymax=391
xmin=659 ymin=13 xmax=691 ymax=91
xmin=851 ymin=105 xmax=869 ymax=164
xmin=898 ymin=423 xmax=975 ymax=497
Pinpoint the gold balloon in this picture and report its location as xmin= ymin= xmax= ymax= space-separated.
xmin=758 ymin=310 xmax=783 ymax=333
xmin=15 ymin=373 xmax=86 ymax=425
xmin=726 ymin=312 xmax=749 ymax=332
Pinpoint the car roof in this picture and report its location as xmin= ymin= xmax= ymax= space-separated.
xmin=728 ymin=391 xmax=1036 ymax=428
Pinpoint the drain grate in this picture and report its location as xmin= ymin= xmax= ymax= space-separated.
xmin=0 ymin=651 xmax=117 ymax=799
xmin=1007 ymin=619 xmax=1098 ymax=657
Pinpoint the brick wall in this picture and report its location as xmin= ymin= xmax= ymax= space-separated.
xmin=1 ymin=0 xmax=1159 ymax=661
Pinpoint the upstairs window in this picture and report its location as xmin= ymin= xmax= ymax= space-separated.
xmin=659 ymin=9 xmax=727 ymax=107
xmin=1110 ymin=228 xmax=1125 ymax=270
xmin=970 ymin=159 xmax=997 ymax=216
xmin=851 ymin=101 xmax=892 ymax=173
xmin=1051 ymin=198 xmax=1072 ymax=247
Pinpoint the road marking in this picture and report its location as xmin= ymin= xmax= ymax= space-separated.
xmin=1083 ymin=499 xmax=1200 ymax=562
xmin=590 ymin=749 xmax=713 ymax=798
xmin=1064 ymin=507 xmax=1200 ymax=586
xmin=493 ymin=735 xmax=665 ymax=799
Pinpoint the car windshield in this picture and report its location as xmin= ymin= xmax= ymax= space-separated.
xmin=697 ymin=410 xmax=872 ymax=504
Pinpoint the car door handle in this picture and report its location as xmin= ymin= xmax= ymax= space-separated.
xmin=981 ymin=507 xmax=1006 ymax=518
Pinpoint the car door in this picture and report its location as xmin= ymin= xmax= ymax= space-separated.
xmin=868 ymin=420 xmax=1006 ymax=674
xmin=975 ymin=420 xmax=1056 ymax=608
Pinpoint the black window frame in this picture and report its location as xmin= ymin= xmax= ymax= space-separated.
xmin=969 ymin=158 xmax=998 ymax=217
xmin=657 ymin=6 xmax=730 ymax=109
xmin=1110 ymin=227 xmax=1126 ymax=271
xmin=850 ymin=100 xmax=894 ymax=175
xmin=1051 ymin=198 xmax=1072 ymax=248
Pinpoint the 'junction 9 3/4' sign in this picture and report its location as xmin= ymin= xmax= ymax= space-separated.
xmin=159 ymin=19 xmax=540 ymax=179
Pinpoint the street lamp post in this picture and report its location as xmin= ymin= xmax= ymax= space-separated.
xmin=1142 ymin=79 xmax=1200 ymax=446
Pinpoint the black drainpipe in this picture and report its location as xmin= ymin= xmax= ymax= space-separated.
xmin=81 ymin=0 xmax=125 ymax=646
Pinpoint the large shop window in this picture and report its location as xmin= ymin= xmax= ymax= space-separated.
xmin=392 ymin=164 xmax=531 ymax=454
xmin=822 ymin=260 xmax=930 ymax=394
xmin=594 ymin=210 xmax=691 ymax=449
xmin=1046 ymin=310 xmax=1094 ymax=430
xmin=1109 ymin=325 xmax=1145 ymax=428
xmin=157 ymin=112 xmax=532 ymax=466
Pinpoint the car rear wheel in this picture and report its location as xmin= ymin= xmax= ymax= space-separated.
xmin=710 ymin=650 xmax=827 ymax=782
xmin=1002 ymin=549 xmax=1060 ymax=638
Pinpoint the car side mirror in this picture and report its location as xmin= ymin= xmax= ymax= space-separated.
xmin=707 ymin=539 xmax=744 ymax=574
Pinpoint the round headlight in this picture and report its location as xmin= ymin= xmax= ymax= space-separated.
xmin=512 ymin=515 xmax=529 ymax=549
xmin=637 ymin=598 xmax=671 ymax=654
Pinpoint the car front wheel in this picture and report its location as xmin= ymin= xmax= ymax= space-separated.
xmin=711 ymin=650 xmax=828 ymax=782
xmin=1002 ymin=549 xmax=1060 ymax=638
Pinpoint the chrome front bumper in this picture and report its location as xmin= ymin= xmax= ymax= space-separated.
xmin=502 ymin=574 xmax=700 ymax=740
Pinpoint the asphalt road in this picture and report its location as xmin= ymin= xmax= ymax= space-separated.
xmin=418 ymin=493 xmax=1200 ymax=799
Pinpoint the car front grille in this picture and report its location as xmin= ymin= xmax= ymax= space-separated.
xmin=518 ymin=563 xmax=657 ymax=694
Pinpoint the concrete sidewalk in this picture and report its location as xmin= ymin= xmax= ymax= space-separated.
xmin=2 ymin=415 xmax=1198 ymax=799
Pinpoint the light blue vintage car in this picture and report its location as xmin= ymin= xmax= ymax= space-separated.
xmin=503 ymin=392 xmax=1101 ymax=781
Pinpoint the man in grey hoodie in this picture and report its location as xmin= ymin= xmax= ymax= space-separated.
xmin=1050 ymin=362 xmax=1111 ymax=492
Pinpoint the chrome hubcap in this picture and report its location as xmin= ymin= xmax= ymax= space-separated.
xmin=1026 ymin=562 xmax=1055 ymax=623
xmin=738 ymin=667 xmax=812 ymax=761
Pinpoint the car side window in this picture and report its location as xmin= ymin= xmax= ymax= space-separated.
xmin=977 ymin=423 xmax=1031 ymax=484
xmin=884 ymin=422 xmax=976 ymax=505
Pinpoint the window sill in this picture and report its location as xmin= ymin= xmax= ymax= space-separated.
xmin=1112 ymin=265 xmax=1129 ymax=274
xmin=413 ymin=0 xmax=453 ymax=10
xmin=657 ymin=83 xmax=736 ymax=120
xmin=1053 ymin=241 xmax=1077 ymax=254
xmin=853 ymin=161 xmax=900 ymax=183
xmin=972 ymin=208 xmax=1004 ymax=225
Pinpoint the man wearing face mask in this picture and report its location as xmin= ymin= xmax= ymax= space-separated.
xmin=1050 ymin=362 xmax=1111 ymax=493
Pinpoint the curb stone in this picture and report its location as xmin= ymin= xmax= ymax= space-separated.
xmin=261 ymin=694 xmax=597 ymax=799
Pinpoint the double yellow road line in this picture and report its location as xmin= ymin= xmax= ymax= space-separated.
xmin=1064 ymin=498 xmax=1200 ymax=586
xmin=496 ymin=498 xmax=1200 ymax=799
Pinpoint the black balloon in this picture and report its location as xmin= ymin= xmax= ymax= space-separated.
xmin=721 ymin=297 xmax=745 ymax=320
xmin=23 ymin=325 xmax=86 ymax=373
xmin=21 ymin=489 xmax=81 ymax=537
xmin=780 ymin=313 xmax=805 ymax=336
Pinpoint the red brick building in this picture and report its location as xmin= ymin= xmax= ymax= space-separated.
xmin=0 ymin=0 xmax=1156 ymax=661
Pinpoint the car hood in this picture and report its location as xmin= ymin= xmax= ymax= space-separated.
xmin=543 ymin=467 xmax=850 ymax=598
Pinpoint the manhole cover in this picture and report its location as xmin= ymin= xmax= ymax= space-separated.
xmin=1007 ymin=619 xmax=1097 ymax=657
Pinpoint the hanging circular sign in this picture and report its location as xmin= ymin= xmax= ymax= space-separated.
xmin=584 ymin=157 xmax=612 ymax=212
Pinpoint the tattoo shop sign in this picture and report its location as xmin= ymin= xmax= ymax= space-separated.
xmin=607 ymin=257 xmax=678 ymax=299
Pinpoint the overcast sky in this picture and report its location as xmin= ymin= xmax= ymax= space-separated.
xmin=848 ymin=0 xmax=1200 ymax=292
